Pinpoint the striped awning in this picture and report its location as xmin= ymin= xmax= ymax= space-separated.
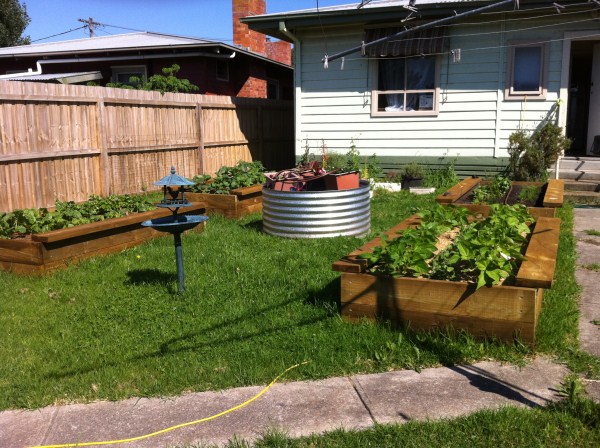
xmin=364 ymin=26 xmax=449 ymax=57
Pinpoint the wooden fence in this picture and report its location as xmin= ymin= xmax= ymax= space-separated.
xmin=0 ymin=81 xmax=294 ymax=212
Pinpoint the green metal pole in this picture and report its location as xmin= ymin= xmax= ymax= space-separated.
xmin=173 ymin=232 xmax=185 ymax=292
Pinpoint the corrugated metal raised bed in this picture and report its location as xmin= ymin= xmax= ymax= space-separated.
xmin=436 ymin=178 xmax=564 ymax=218
xmin=262 ymin=180 xmax=371 ymax=238
xmin=332 ymin=210 xmax=560 ymax=345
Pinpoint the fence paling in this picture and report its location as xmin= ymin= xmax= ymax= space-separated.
xmin=0 ymin=81 xmax=293 ymax=212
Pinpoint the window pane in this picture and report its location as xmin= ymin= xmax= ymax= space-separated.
xmin=378 ymin=93 xmax=405 ymax=112
xmin=379 ymin=59 xmax=405 ymax=90
xmin=406 ymin=57 xmax=435 ymax=90
xmin=513 ymin=46 xmax=541 ymax=92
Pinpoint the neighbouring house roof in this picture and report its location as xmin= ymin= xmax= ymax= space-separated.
xmin=3 ymin=71 xmax=103 ymax=83
xmin=241 ymin=0 xmax=581 ymax=42
xmin=0 ymin=31 xmax=292 ymax=69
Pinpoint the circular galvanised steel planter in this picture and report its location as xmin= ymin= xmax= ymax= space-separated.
xmin=262 ymin=180 xmax=371 ymax=238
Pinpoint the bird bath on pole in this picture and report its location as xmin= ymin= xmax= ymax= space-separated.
xmin=141 ymin=167 xmax=208 ymax=292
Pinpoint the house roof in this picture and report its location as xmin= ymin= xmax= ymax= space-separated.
xmin=241 ymin=0 xmax=579 ymax=42
xmin=0 ymin=31 xmax=292 ymax=69
xmin=4 ymin=71 xmax=103 ymax=83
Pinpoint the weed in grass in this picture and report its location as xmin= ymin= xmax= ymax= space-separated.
xmin=584 ymin=229 xmax=600 ymax=237
xmin=582 ymin=263 xmax=600 ymax=272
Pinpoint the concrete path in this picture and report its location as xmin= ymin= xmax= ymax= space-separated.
xmin=0 ymin=358 xmax=567 ymax=448
xmin=573 ymin=207 xmax=600 ymax=401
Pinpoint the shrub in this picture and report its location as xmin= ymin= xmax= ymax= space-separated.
xmin=507 ymin=123 xmax=571 ymax=182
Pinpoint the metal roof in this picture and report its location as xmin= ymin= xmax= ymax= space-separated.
xmin=249 ymin=0 xmax=472 ymax=17
xmin=0 ymin=32 xmax=215 ymax=57
xmin=241 ymin=0 xmax=574 ymax=42
xmin=0 ymin=31 xmax=292 ymax=69
xmin=5 ymin=71 xmax=103 ymax=83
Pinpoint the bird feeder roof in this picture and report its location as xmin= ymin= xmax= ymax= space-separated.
xmin=154 ymin=166 xmax=195 ymax=186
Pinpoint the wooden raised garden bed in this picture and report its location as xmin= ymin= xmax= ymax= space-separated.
xmin=332 ymin=211 xmax=561 ymax=345
xmin=436 ymin=178 xmax=564 ymax=218
xmin=186 ymin=184 xmax=263 ymax=219
xmin=0 ymin=203 xmax=206 ymax=274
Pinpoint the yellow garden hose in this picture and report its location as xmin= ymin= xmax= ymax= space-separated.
xmin=31 ymin=361 xmax=309 ymax=448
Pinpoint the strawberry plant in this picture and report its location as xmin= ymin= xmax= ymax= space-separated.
xmin=0 ymin=194 xmax=154 ymax=239
xmin=360 ymin=204 xmax=534 ymax=289
xmin=190 ymin=160 xmax=266 ymax=194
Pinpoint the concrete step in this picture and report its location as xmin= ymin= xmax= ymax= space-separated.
xmin=565 ymin=190 xmax=600 ymax=206
xmin=553 ymin=157 xmax=600 ymax=171
xmin=564 ymin=180 xmax=600 ymax=192
xmin=550 ymin=169 xmax=600 ymax=181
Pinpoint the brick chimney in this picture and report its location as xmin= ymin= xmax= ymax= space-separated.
xmin=233 ymin=0 xmax=267 ymax=55
xmin=232 ymin=0 xmax=292 ymax=98
xmin=233 ymin=0 xmax=292 ymax=65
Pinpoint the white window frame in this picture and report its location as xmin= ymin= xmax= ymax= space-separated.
xmin=216 ymin=60 xmax=229 ymax=82
xmin=371 ymin=56 xmax=441 ymax=117
xmin=111 ymin=65 xmax=147 ymax=85
xmin=505 ymin=41 xmax=549 ymax=100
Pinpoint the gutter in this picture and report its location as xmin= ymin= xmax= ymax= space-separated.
xmin=279 ymin=21 xmax=302 ymax=157
xmin=0 ymin=50 xmax=236 ymax=80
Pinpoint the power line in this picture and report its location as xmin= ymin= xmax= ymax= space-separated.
xmin=31 ymin=25 xmax=87 ymax=43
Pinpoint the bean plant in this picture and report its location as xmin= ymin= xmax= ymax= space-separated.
xmin=360 ymin=204 xmax=534 ymax=289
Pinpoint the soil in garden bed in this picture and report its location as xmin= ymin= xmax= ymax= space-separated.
xmin=456 ymin=183 xmax=546 ymax=207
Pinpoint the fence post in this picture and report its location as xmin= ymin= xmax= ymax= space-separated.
xmin=196 ymin=103 xmax=205 ymax=175
xmin=97 ymin=97 xmax=110 ymax=196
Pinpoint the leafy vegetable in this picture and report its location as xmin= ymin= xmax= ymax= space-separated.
xmin=189 ymin=161 xmax=266 ymax=194
xmin=0 ymin=194 xmax=154 ymax=239
xmin=360 ymin=204 xmax=535 ymax=289
xmin=472 ymin=176 xmax=512 ymax=204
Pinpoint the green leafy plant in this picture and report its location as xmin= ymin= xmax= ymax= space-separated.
xmin=518 ymin=185 xmax=542 ymax=204
xmin=472 ymin=176 xmax=512 ymax=204
xmin=190 ymin=160 xmax=266 ymax=194
xmin=423 ymin=163 xmax=460 ymax=190
xmin=401 ymin=162 xmax=425 ymax=180
xmin=507 ymin=123 xmax=571 ymax=182
xmin=584 ymin=229 xmax=600 ymax=237
xmin=0 ymin=194 xmax=155 ymax=239
xmin=106 ymin=64 xmax=199 ymax=94
xmin=360 ymin=204 xmax=534 ymax=289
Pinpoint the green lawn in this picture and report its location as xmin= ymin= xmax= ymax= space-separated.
xmin=0 ymin=192 xmax=597 ymax=410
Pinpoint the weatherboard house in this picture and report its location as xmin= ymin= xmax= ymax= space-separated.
xmin=243 ymin=0 xmax=600 ymax=175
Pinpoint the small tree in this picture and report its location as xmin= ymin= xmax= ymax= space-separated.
xmin=507 ymin=123 xmax=571 ymax=182
xmin=0 ymin=0 xmax=31 ymax=47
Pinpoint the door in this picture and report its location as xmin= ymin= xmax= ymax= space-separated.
xmin=587 ymin=42 xmax=600 ymax=154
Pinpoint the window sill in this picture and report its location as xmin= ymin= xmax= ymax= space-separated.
xmin=371 ymin=110 xmax=440 ymax=118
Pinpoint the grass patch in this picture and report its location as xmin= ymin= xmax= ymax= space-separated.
xmin=0 ymin=194 xmax=595 ymax=410
xmin=584 ymin=229 xmax=600 ymax=237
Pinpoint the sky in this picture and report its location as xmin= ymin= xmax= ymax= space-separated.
xmin=22 ymin=0 xmax=349 ymax=44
